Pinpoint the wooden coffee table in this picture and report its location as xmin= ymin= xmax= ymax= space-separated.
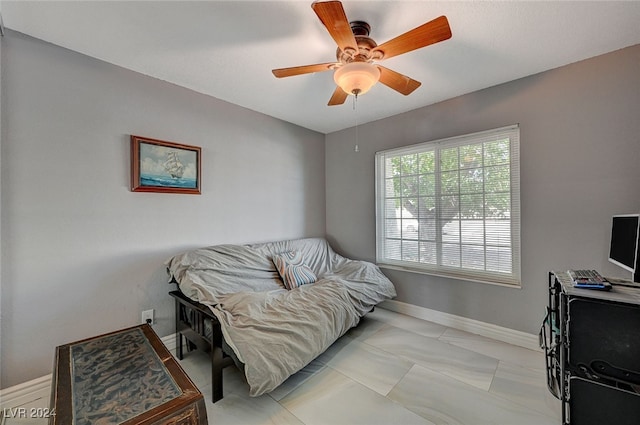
xmin=50 ymin=324 xmax=207 ymax=425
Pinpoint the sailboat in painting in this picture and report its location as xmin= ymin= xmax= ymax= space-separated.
xmin=163 ymin=151 xmax=185 ymax=179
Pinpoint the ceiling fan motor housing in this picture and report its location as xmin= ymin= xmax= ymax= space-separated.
xmin=336 ymin=21 xmax=380 ymax=64
xmin=350 ymin=21 xmax=371 ymax=36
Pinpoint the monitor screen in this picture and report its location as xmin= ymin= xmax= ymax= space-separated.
xmin=608 ymin=214 xmax=640 ymax=273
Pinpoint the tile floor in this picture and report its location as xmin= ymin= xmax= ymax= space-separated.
xmin=179 ymin=308 xmax=561 ymax=425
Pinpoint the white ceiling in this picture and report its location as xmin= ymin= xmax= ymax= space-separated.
xmin=2 ymin=1 xmax=640 ymax=134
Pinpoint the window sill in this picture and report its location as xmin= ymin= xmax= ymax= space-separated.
xmin=378 ymin=262 xmax=522 ymax=289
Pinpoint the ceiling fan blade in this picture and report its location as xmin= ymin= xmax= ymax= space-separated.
xmin=312 ymin=1 xmax=358 ymax=54
xmin=328 ymin=86 xmax=348 ymax=106
xmin=373 ymin=15 xmax=451 ymax=60
xmin=377 ymin=66 xmax=422 ymax=95
xmin=272 ymin=63 xmax=335 ymax=78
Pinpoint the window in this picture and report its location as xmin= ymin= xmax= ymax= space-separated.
xmin=375 ymin=125 xmax=520 ymax=286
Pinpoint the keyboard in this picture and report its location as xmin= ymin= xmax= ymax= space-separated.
xmin=568 ymin=269 xmax=611 ymax=290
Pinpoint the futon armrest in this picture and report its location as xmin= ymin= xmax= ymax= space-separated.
xmin=169 ymin=290 xmax=217 ymax=319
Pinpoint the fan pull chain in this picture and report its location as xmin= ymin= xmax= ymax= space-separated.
xmin=353 ymin=94 xmax=359 ymax=152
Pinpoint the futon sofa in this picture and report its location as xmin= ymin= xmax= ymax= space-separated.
xmin=165 ymin=237 xmax=396 ymax=399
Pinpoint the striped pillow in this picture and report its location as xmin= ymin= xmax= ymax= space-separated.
xmin=272 ymin=251 xmax=317 ymax=290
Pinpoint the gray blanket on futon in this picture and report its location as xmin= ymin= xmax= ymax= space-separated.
xmin=166 ymin=238 xmax=396 ymax=396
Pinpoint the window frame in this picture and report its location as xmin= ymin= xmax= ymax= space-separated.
xmin=375 ymin=125 xmax=521 ymax=287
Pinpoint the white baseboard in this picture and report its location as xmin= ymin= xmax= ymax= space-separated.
xmin=161 ymin=332 xmax=177 ymax=353
xmin=380 ymin=300 xmax=541 ymax=351
xmin=0 ymin=333 xmax=178 ymax=410
xmin=0 ymin=375 xmax=52 ymax=409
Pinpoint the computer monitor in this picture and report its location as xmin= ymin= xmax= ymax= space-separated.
xmin=608 ymin=214 xmax=640 ymax=283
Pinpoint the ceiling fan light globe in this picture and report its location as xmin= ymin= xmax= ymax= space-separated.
xmin=334 ymin=62 xmax=380 ymax=96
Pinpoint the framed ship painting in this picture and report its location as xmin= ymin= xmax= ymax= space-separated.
xmin=130 ymin=135 xmax=201 ymax=194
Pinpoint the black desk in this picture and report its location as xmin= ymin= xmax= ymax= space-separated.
xmin=542 ymin=271 xmax=640 ymax=425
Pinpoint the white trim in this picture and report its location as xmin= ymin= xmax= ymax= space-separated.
xmin=0 ymin=375 xmax=51 ymax=408
xmin=161 ymin=332 xmax=177 ymax=353
xmin=0 ymin=333 xmax=178 ymax=410
xmin=380 ymin=300 xmax=541 ymax=351
xmin=375 ymin=124 xmax=520 ymax=156
xmin=379 ymin=263 xmax=522 ymax=289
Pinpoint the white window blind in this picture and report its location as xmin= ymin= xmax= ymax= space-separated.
xmin=375 ymin=125 xmax=521 ymax=286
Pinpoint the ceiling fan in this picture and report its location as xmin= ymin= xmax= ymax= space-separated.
xmin=272 ymin=0 xmax=452 ymax=106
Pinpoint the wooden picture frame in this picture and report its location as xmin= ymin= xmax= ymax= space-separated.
xmin=130 ymin=135 xmax=201 ymax=194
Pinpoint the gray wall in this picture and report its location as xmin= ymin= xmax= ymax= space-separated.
xmin=326 ymin=45 xmax=640 ymax=335
xmin=0 ymin=31 xmax=325 ymax=388
xmin=0 ymin=15 xmax=3 ymax=389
